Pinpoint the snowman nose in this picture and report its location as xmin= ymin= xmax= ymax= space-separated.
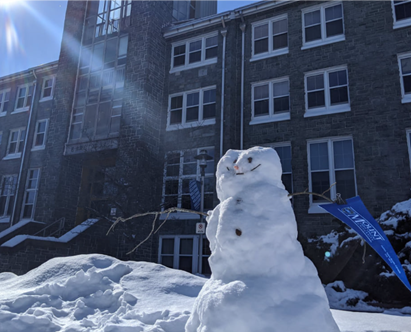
xmin=234 ymin=165 xmax=239 ymax=170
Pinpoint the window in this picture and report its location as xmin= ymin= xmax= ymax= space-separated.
xmin=172 ymin=1 xmax=195 ymax=21
xmin=302 ymin=2 xmax=344 ymax=49
xmin=32 ymin=119 xmax=48 ymax=150
xmin=14 ymin=84 xmax=34 ymax=112
xmin=22 ymin=169 xmax=40 ymax=219
xmin=407 ymin=129 xmax=411 ymax=174
xmin=163 ymin=147 xmax=215 ymax=211
xmin=305 ymin=66 xmax=350 ymax=117
xmin=159 ymin=235 xmax=211 ymax=275
xmin=0 ymin=175 xmax=17 ymax=218
xmin=308 ymin=137 xmax=357 ymax=213
xmin=274 ymin=144 xmax=293 ymax=195
xmin=392 ymin=0 xmax=411 ymax=29
xmin=398 ymin=53 xmax=411 ymax=103
xmin=40 ymin=76 xmax=55 ymax=101
xmin=171 ymin=34 xmax=218 ymax=72
xmin=251 ymin=77 xmax=290 ymax=124
xmin=6 ymin=128 xmax=25 ymax=158
xmin=252 ymin=14 xmax=288 ymax=60
xmin=0 ymin=89 xmax=10 ymax=116
xmin=167 ymin=87 xmax=216 ymax=130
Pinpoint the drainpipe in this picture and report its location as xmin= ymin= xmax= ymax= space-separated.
xmin=10 ymin=70 xmax=37 ymax=226
xmin=220 ymin=18 xmax=227 ymax=158
xmin=240 ymin=19 xmax=246 ymax=150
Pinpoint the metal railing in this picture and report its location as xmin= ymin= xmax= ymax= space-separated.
xmin=33 ymin=217 xmax=66 ymax=238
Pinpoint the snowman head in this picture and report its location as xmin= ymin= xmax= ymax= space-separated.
xmin=233 ymin=147 xmax=283 ymax=186
xmin=216 ymin=149 xmax=242 ymax=201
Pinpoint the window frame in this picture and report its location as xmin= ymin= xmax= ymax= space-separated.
xmin=392 ymin=0 xmax=411 ymax=29
xmin=21 ymin=168 xmax=41 ymax=220
xmin=251 ymin=14 xmax=289 ymax=62
xmin=170 ymin=32 xmax=218 ymax=73
xmin=39 ymin=76 xmax=56 ymax=102
xmin=407 ymin=129 xmax=411 ymax=175
xmin=307 ymin=136 xmax=357 ymax=214
xmin=398 ymin=52 xmax=411 ymax=104
xmin=0 ymin=88 xmax=10 ymax=117
xmin=0 ymin=174 xmax=17 ymax=218
xmin=301 ymin=2 xmax=345 ymax=50
xmin=5 ymin=128 xmax=26 ymax=159
xmin=250 ymin=76 xmax=291 ymax=125
xmin=13 ymin=83 xmax=34 ymax=113
xmin=32 ymin=119 xmax=49 ymax=151
xmin=304 ymin=65 xmax=350 ymax=117
xmin=167 ymin=86 xmax=217 ymax=131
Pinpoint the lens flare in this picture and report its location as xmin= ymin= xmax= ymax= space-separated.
xmin=325 ymin=251 xmax=331 ymax=258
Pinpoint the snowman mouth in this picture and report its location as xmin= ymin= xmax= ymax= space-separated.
xmin=235 ymin=164 xmax=261 ymax=175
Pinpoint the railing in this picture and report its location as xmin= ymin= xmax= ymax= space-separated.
xmin=33 ymin=217 xmax=66 ymax=238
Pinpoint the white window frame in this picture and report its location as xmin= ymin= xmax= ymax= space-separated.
xmin=407 ymin=129 xmax=411 ymax=175
xmin=398 ymin=52 xmax=411 ymax=104
xmin=250 ymin=76 xmax=291 ymax=125
xmin=301 ymin=2 xmax=345 ymax=50
xmin=170 ymin=32 xmax=218 ymax=73
xmin=304 ymin=65 xmax=350 ymax=117
xmin=0 ymin=174 xmax=17 ymax=218
xmin=39 ymin=76 xmax=55 ymax=102
xmin=251 ymin=14 xmax=288 ymax=62
xmin=307 ymin=136 xmax=357 ymax=214
xmin=0 ymin=88 xmax=10 ymax=117
xmin=158 ymin=235 xmax=210 ymax=274
xmin=32 ymin=119 xmax=49 ymax=151
xmin=21 ymin=168 xmax=40 ymax=220
xmin=13 ymin=83 xmax=34 ymax=113
xmin=161 ymin=147 xmax=215 ymax=219
xmin=0 ymin=131 xmax=2 ymax=145
xmin=167 ymin=86 xmax=216 ymax=131
xmin=392 ymin=0 xmax=411 ymax=29
xmin=4 ymin=128 xmax=26 ymax=159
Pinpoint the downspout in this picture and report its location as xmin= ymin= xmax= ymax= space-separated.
xmin=220 ymin=18 xmax=227 ymax=158
xmin=10 ymin=70 xmax=37 ymax=226
xmin=240 ymin=17 xmax=246 ymax=150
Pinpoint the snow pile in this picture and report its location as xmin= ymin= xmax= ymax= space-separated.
xmin=0 ymin=254 xmax=204 ymax=332
xmin=187 ymin=147 xmax=339 ymax=332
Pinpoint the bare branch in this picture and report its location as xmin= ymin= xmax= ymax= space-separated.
xmin=287 ymin=183 xmax=337 ymax=203
xmin=126 ymin=213 xmax=158 ymax=255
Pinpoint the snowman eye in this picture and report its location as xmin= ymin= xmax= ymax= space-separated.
xmin=248 ymin=157 xmax=253 ymax=163
xmin=226 ymin=167 xmax=230 ymax=171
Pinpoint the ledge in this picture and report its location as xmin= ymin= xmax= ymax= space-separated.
xmin=64 ymin=137 xmax=119 ymax=155
xmin=170 ymin=58 xmax=217 ymax=74
xmin=250 ymin=48 xmax=288 ymax=62
xmin=166 ymin=119 xmax=216 ymax=131
xmin=3 ymin=154 xmax=22 ymax=160
xmin=393 ymin=19 xmax=411 ymax=30
xmin=39 ymin=96 xmax=53 ymax=103
xmin=11 ymin=106 xmax=29 ymax=114
xmin=249 ymin=113 xmax=290 ymax=125
xmin=301 ymin=35 xmax=345 ymax=50
xmin=304 ymin=105 xmax=350 ymax=118
xmin=308 ymin=203 xmax=329 ymax=214
xmin=401 ymin=95 xmax=411 ymax=104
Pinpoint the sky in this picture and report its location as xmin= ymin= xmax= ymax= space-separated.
xmin=0 ymin=0 xmax=259 ymax=77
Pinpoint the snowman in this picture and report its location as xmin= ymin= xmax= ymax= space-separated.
xmin=185 ymin=147 xmax=339 ymax=332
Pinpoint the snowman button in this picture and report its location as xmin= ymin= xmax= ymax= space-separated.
xmin=235 ymin=229 xmax=242 ymax=236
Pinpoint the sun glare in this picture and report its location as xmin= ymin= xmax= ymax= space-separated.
xmin=0 ymin=0 xmax=21 ymax=8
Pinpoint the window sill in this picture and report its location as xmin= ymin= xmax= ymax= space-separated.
xmin=11 ymin=107 xmax=29 ymax=114
xmin=167 ymin=118 xmax=216 ymax=131
xmin=0 ymin=112 xmax=6 ymax=117
xmin=3 ymin=154 xmax=22 ymax=160
xmin=401 ymin=95 xmax=411 ymax=104
xmin=31 ymin=146 xmax=45 ymax=152
xmin=250 ymin=112 xmax=290 ymax=125
xmin=393 ymin=19 xmax=411 ymax=30
xmin=39 ymin=96 xmax=53 ymax=103
xmin=159 ymin=212 xmax=203 ymax=220
xmin=170 ymin=58 xmax=217 ymax=74
xmin=250 ymin=48 xmax=289 ymax=62
xmin=301 ymin=35 xmax=345 ymax=50
xmin=308 ymin=203 xmax=330 ymax=214
xmin=304 ymin=105 xmax=350 ymax=118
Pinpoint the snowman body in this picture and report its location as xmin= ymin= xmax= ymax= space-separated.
xmin=186 ymin=147 xmax=339 ymax=332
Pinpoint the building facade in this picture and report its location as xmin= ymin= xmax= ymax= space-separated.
xmin=1 ymin=0 xmax=411 ymax=276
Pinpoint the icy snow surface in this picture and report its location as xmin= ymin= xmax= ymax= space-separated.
xmin=187 ymin=147 xmax=339 ymax=331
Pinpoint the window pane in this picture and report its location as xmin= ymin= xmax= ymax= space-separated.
xmin=310 ymin=142 xmax=329 ymax=171
xmin=165 ymin=180 xmax=178 ymax=195
xmin=189 ymin=51 xmax=201 ymax=63
xmin=189 ymin=40 xmax=201 ymax=52
xmin=202 ymin=257 xmax=211 ymax=275
xmin=119 ymin=36 xmax=128 ymax=58
xmin=275 ymin=146 xmax=292 ymax=173
xmin=282 ymin=173 xmax=293 ymax=194
xmin=180 ymin=238 xmax=193 ymax=255
xmin=254 ymin=24 xmax=268 ymax=39
xmin=203 ymin=89 xmax=216 ymax=103
xmin=170 ymin=110 xmax=182 ymax=124
xmin=91 ymin=43 xmax=104 ymax=71
xmin=254 ymin=38 xmax=268 ymax=54
xmin=183 ymin=162 xmax=196 ymax=175
xmin=206 ymin=36 xmax=218 ymax=48
xmin=273 ymin=34 xmax=287 ymax=50
xmin=305 ymin=25 xmax=321 ymax=42
xmin=161 ymin=256 xmax=174 ymax=268
xmin=162 ymin=238 xmax=174 ymax=254
xmin=304 ymin=10 xmax=321 ymax=26
xmin=401 ymin=58 xmax=411 ymax=75
xmin=163 ymin=196 xmax=178 ymax=209
xmin=307 ymin=74 xmax=324 ymax=91
xmin=333 ymin=140 xmax=354 ymax=169
xmin=187 ymin=92 xmax=199 ymax=107
xmin=186 ymin=107 xmax=199 ymax=122
xmin=335 ymin=170 xmax=356 ymax=200
xmin=325 ymin=4 xmax=342 ymax=21
xmin=311 ymin=171 xmax=330 ymax=201
xmin=273 ymin=18 xmax=287 ymax=34
xmin=171 ymin=96 xmax=183 ymax=109
xmin=205 ymin=47 xmax=218 ymax=59
xmin=167 ymin=165 xmax=179 ymax=177
xmin=404 ymin=76 xmax=411 ymax=93
xmin=307 ymin=91 xmax=325 ymax=108
xmin=203 ymin=104 xmax=215 ymax=119
xmin=23 ymin=205 xmax=33 ymax=218
xmin=326 ymin=19 xmax=343 ymax=37
xmin=35 ymin=133 xmax=45 ymax=146
xmin=395 ymin=1 xmax=411 ymax=21
xmin=329 ymin=70 xmax=347 ymax=87
xmin=95 ymin=102 xmax=111 ymax=136
xmin=274 ymin=96 xmax=289 ymax=113
xmin=330 ymin=87 xmax=348 ymax=105
xmin=105 ymin=38 xmax=117 ymax=64
xmin=254 ymin=100 xmax=269 ymax=116
xmin=273 ymin=81 xmax=288 ymax=97
xmin=254 ymin=84 xmax=269 ymax=99
xmin=179 ymin=257 xmax=192 ymax=273
xmin=167 ymin=152 xmax=180 ymax=165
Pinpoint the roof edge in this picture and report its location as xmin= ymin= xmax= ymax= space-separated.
xmin=0 ymin=60 xmax=59 ymax=84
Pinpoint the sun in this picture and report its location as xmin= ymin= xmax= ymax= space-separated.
xmin=0 ymin=0 xmax=21 ymax=8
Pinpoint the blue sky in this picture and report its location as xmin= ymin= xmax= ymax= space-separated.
xmin=0 ymin=0 xmax=258 ymax=77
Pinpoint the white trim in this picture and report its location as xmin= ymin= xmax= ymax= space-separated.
xmin=304 ymin=65 xmax=350 ymax=116
xmin=21 ymin=168 xmax=41 ymax=220
xmin=307 ymin=136 xmax=357 ymax=214
xmin=14 ymin=83 xmax=34 ymax=112
xmin=0 ymin=174 xmax=17 ymax=218
xmin=301 ymin=2 xmax=345 ymax=50
xmin=170 ymin=32 xmax=218 ymax=73
xmin=398 ymin=52 xmax=411 ymax=104
xmin=0 ymin=88 xmax=10 ymax=117
xmin=5 ymin=127 xmax=26 ymax=158
xmin=167 ymin=86 xmax=217 ymax=130
xmin=32 ymin=119 xmax=49 ymax=151
xmin=251 ymin=76 xmax=291 ymax=124
xmin=39 ymin=75 xmax=56 ymax=102
xmin=392 ymin=0 xmax=411 ymax=29
xmin=251 ymin=14 xmax=288 ymax=62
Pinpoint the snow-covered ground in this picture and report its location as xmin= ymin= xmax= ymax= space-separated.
xmin=0 ymin=253 xmax=410 ymax=332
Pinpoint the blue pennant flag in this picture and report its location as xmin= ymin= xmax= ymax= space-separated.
xmin=320 ymin=196 xmax=411 ymax=292
xmin=189 ymin=179 xmax=201 ymax=211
